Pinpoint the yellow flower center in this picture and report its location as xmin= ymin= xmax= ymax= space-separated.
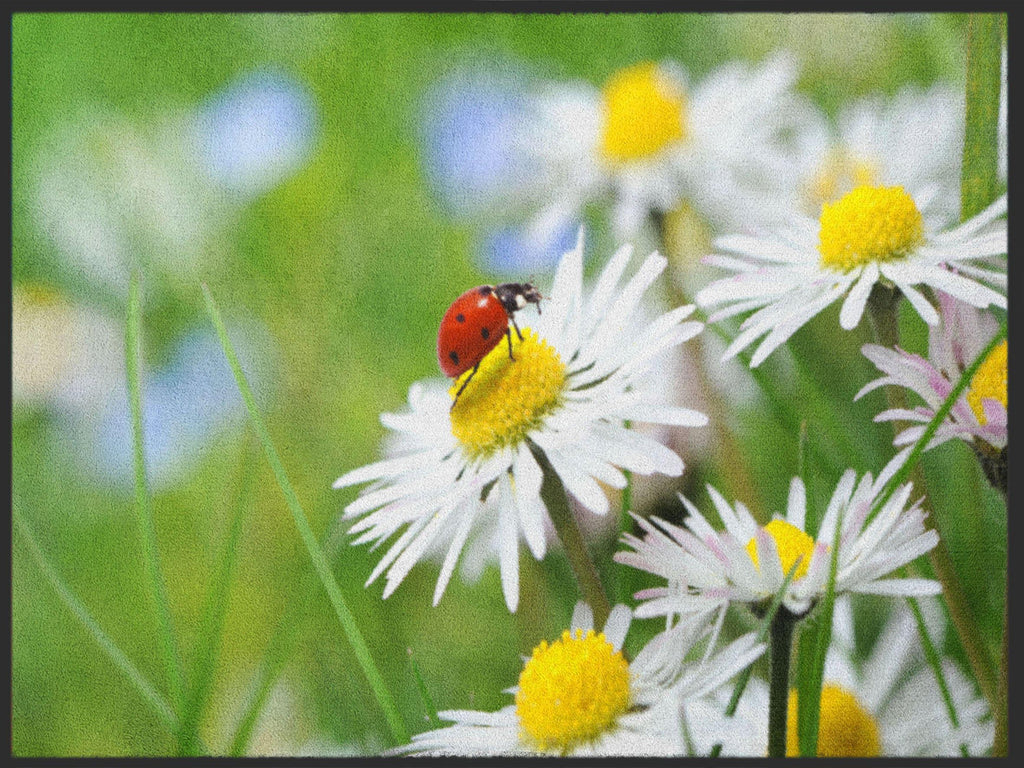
xmin=746 ymin=519 xmax=815 ymax=582
xmin=967 ymin=340 xmax=1008 ymax=425
xmin=786 ymin=684 xmax=882 ymax=757
xmin=803 ymin=148 xmax=880 ymax=213
xmin=818 ymin=185 xmax=924 ymax=272
xmin=515 ymin=628 xmax=632 ymax=754
xmin=600 ymin=62 xmax=688 ymax=163
xmin=449 ymin=328 xmax=567 ymax=459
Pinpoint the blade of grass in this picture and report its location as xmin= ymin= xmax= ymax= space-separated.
xmin=961 ymin=13 xmax=1004 ymax=221
xmin=709 ymin=560 xmax=800 ymax=758
xmin=794 ymin=499 xmax=843 ymax=756
xmin=408 ymin=649 xmax=441 ymax=729
xmin=178 ymin=431 xmax=258 ymax=755
xmin=906 ymin=595 xmax=970 ymax=757
xmin=126 ymin=272 xmax=186 ymax=718
xmin=14 ymin=504 xmax=179 ymax=736
xmin=202 ymin=283 xmax=409 ymax=746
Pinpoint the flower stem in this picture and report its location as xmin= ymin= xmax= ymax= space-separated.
xmin=961 ymin=13 xmax=1004 ymax=222
xmin=530 ymin=441 xmax=612 ymax=628
xmin=767 ymin=607 xmax=798 ymax=758
xmin=866 ymin=284 xmax=1002 ymax=735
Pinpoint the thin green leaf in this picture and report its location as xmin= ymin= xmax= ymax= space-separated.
xmin=708 ymin=560 xmax=801 ymax=758
xmin=14 ymin=504 xmax=179 ymax=736
xmin=408 ymin=649 xmax=441 ymax=729
xmin=202 ymin=283 xmax=409 ymax=746
xmin=126 ymin=272 xmax=186 ymax=719
xmin=906 ymin=595 xmax=970 ymax=757
xmin=178 ymin=432 xmax=258 ymax=755
xmin=961 ymin=13 xmax=1004 ymax=221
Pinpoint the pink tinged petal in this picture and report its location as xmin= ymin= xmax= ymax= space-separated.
xmin=433 ymin=498 xmax=480 ymax=606
xmin=786 ymin=476 xmax=807 ymax=531
xmin=839 ymin=262 xmax=879 ymax=330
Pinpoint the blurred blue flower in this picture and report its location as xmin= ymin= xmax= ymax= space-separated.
xmin=421 ymin=69 xmax=526 ymax=217
xmin=91 ymin=324 xmax=276 ymax=489
xmin=480 ymin=220 xmax=580 ymax=276
xmin=193 ymin=70 xmax=318 ymax=198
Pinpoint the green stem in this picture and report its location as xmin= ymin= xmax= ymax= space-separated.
xmin=767 ymin=607 xmax=798 ymax=758
xmin=202 ymin=284 xmax=409 ymax=746
xmin=865 ymin=285 xmax=1002 ymax=734
xmin=529 ymin=440 xmax=612 ymax=629
xmin=126 ymin=273 xmax=186 ymax=719
xmin=961 ymin=13 xmax=1004 ymax=221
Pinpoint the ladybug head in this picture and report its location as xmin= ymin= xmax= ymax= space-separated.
xmin=494 ymin=282 xmax=543 ymax=316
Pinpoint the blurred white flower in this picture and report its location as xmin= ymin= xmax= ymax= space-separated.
xmin=12 ymin=284 xmax=124 ymax=417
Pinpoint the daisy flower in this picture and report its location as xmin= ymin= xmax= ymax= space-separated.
xmin=332 ymin=230 xmax=707 ymax=611
xmin=615 ymin=471 xmax=941 ymax=620
xmin=499 ymin=53 xmax=815 ymax=243
xmin=400 ymin=602 xmax=764 ymax=756
xmin=794 ymin=84 xmax=965 ymax=225
xmin=857 ymin=291 xmax=1006 ymax=481
xmin=686 ymin=596 xmax=993 ymax=757
xmin=696 ymin=184 xmax=1007 ymax=367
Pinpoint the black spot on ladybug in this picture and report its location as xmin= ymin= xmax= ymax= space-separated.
xmin=449 ymin=350 xmax=460 ymax=365
xmin=481 ymin=327 xmax=490 ymax=340
xmin=478 ymin=286 xmax=492 ymax=296
xmin=456 ymin=313 xmax=465 ymax=323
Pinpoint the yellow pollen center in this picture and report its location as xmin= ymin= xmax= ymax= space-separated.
xmin=967 ymin=340 xmax=1007 ymax=425
xmin=515 ymin=628 xmax=631 ymax=754
xmin=449 ymin=328 xmax=567 ymax=459
xmin=746 ymin=519 xmax=815 ymax=581
xmin=818 ymin=185 xmax=924 ymax=272
xmin=786 ymin=684 xmax=882 ymax=757
xmin=600 ymin=62 xmax=688 ymax=163
xmin=803 ymin=148 xmax=880 ymax=213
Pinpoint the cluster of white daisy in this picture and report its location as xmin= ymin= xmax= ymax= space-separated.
xmin=333 ymin=47 xmax=1006 ymax=757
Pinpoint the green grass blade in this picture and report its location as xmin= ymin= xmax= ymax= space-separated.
xmin=178 ymin=433 xmax=258 ymax=755
xmin=906 ymin=596 xmax=970 ymax=757
xmin=408 ymin=649 xmax=441 ymax=729
xmin=708 ymin=561 xmax=800 ymax=758
xmin=201 ymin=283 xmax=409 ymax=746
xmin=796 ymin=504 xmax=844 ymax=756
xmin=961 ymin=13 xmax=1004 ymax=221
xmin=126 ymin=272 xmax=186 ymax=719
xmin=14 ymin=504 xmax=179 ymax=735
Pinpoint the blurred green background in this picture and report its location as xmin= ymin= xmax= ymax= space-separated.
xmin=12 ymin=12 xmax=1003 ymax=756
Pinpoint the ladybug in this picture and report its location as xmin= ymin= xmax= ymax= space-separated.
xmin=437 ymin=282 xmax=543 ymax=410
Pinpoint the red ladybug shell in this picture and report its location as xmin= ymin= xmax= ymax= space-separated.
xmin=437 ymin=286 xmax=510 ymax=378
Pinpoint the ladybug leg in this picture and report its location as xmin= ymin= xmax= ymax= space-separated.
xmin=450 ymin=362 xmax=480 ymax=412
xmin=505 ymin=324 xmax=518 ymax=362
